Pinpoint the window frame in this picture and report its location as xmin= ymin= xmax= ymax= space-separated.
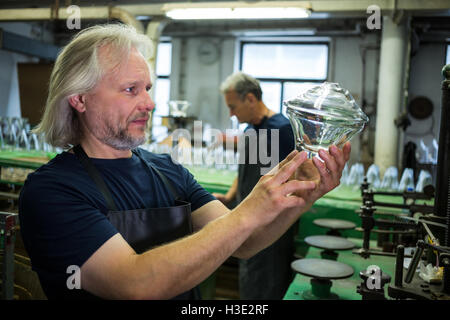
xmin=152 ymin=40 xmax=172 ymax=140
xmin=155 ymin=40 xmax=172 ymax=82
xmin=153 ymin=40 xmax=172 ymax=117
xmin=239 ymin=41 xmax=330 ymax=113
xmin=446 ymin=43 xmax=450 ymax=65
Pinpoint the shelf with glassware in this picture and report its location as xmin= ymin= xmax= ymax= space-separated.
xmin=0 ymin=117 xmax=59 ymax=186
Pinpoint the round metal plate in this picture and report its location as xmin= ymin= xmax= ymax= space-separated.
xmin=305 ymin=235 xmax=356 ymax=250
xmin=313 ymin=218 xmax=356 ymax=230
xmin=291 ymin=258 xmax=354 ymax=280
xmin=408 ymin=96 xmax=433 ymax=119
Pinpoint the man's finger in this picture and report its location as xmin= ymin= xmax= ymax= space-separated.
xmin=271 ymin=151 xmax=307 ymax=185
xmin=319 ymin=148 xmax=338 ymax=174
xmin=265 ymin=150 xmax=299 ymax=176
xmin=343 ymin=142 xmax=351 ymax=162
xmin=329 ymin=145 xmax=345 ymax=170
xmin=283 ymin=194 xmax=307 ymax=209
xmin=312 ymin=155 xmax=332 ymax=182
xmin=278 ymin=180 xmax=316 ymax=197
xmin=279 ymin=150 xmax=299 ymax=167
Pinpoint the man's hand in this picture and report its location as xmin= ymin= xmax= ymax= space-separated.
xmin=212 ymin=193 xmax=230 ymax=205
xmin=235 ymin=150 xmax=316 ymax=229
xmin=294 ymin=142 xmax=351 ymax=204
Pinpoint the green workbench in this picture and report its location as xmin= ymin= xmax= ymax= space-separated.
xmin=0 ymin=150 xmax=236 ymax=192
xmin=284 ymin=238 xmax=397 ymax=300
xmin=183 ymin=165 xmax=237 ymax=194
xmin=296 ymin=185 xmax=433 ymax=246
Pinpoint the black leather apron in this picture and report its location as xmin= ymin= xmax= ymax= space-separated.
xmin=74 ymin=145 xmax=199 ymax=300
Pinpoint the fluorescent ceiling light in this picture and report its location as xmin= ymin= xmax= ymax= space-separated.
xmin=165 ymin=7 xmax=311 ymax=20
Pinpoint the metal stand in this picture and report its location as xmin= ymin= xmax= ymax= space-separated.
xmin=303 ymin=278 xmax=339 ymax=300
xmin=291 ymin=258 xmax=354 ymax=300
xmin=357 ymin=266 xmax=391 ymax=300
xmin=354 ymin=199 xmax=418 ymax=259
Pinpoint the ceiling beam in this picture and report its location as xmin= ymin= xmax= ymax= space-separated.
xmin=0 ymin=1 xmax=449 ymax=22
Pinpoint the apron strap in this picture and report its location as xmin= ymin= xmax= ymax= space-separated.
xmin=73 ymin=145 xmax=183 ymax=211
xmin=132 ymin=149 xmax=182 ymax=201
xmin=73 ymin=145 xmax=119 ymax=212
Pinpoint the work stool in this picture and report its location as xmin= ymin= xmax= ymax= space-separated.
xmin=313 ymin=218 xmax=356 ymax=237
xmin=291 ymin=258 xmax=354 ymax=300
xmin=305 ymin=235 xmax=355 ymax=261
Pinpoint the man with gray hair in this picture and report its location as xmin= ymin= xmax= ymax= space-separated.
xmin=19 ymin=24 xmax=350 ymax=300
xmin=215 ymin=71 xmax=300 ymax=299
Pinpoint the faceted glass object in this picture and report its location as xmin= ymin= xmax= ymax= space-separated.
xmin=284 ymin=82 xmax=369 ymax=158
xmin=168 ymin=100 xmax=191 ymax=117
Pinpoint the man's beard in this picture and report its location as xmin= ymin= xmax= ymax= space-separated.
xmin=101 ymin=123 xmax=147 ymax=150
xmin=88 ymin=113 xmax=148 ymax=151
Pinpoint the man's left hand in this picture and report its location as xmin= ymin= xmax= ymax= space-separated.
xmin=294 ymin=141 xmax=351 ymax=204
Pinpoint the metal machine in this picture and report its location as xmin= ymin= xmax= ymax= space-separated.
xmin=354 ymin=64 xmax=450 ymax=300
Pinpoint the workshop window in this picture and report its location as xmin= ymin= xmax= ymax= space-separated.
xmin=240 ymin=42 xmax=328 ymax=116
xmin=154 ymin=41 xmax=172 ymax=117
xmin=446 ymin=44 xmax=450 ymax=65
xmin=152 ymin=42 xmax=172 ymax=140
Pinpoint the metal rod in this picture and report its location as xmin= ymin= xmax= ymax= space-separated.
xmin=395 ymin=245 xmax=404 ymax=287
xmin=404 ymin=240 xmax=425 ymax=284
xmin=398 ymin=216 xmax=448 ymax=229
xmin=422 ymin=222 xmax=439 ymax=245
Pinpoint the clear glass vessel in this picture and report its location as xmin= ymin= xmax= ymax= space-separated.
xmin=168 ymin=100 xmax=191 ymax=117
xmin=284 ymin=82 xmax=369 ymax=158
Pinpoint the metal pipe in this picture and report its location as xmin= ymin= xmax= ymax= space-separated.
xmin=0 ymin=6 xmax=144 ymax=34
xmin=395 ymin=245 xmax=404 ymax=287
xmin=374 ymin=16 xmax=408 ymax=176
xmin=404 ymin=240 xmax=425 ymax=283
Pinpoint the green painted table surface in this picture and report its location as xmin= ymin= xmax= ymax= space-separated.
xmin=0 ymin=150 xmax=56 ymax=169
xmin=284 ymin=238 xmax=397 ymax=300
xmin=297 ymin=186 xmax=434 ymax=243
xmin=184 ymin=166 xmax=237 ymax=194
xmin=0 ymin=150 xmax=238 ymax=192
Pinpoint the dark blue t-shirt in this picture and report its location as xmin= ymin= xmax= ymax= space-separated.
xmin=237 ymin=113 xmax=295 ymax=202
xmin=18 ymin=148 xmax=215 ymax=299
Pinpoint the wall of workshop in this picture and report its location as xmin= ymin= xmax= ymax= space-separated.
xmin=169 ymin=36 xmax=237 ymax=131
xmin=0 ymin=22 xmax=54 ymax=118
xmin=332 ymin=35 xmax=447 ymax=168
xmin=331 ymin=34 xmax=380 ymax=166
xmin=405 ymin=43 xmax=447 ymax=160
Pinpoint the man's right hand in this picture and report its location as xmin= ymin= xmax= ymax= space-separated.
xmin=234 ymin=150 xmax=316 ymax=229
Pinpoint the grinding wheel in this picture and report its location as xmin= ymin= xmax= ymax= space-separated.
xmin=313 ymin=218 xmax=356 ymax=230
xmin=291 ymin=258 xmax=354 ymax=280
xmin=313 ymin=218 xmax=356 ymax=237
xmin=305 ymin=235 xmax=356 ymax=251
xmin=291 ymin=258 xmax=354 ymax=300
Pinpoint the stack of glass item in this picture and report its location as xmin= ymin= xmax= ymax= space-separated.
xmin=0 ymin=116 xmax=58 ymax=152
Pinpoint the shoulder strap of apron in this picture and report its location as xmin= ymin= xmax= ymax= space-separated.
xmin=73 ymin=145 xmax=119 ymax=211
xmin=131 ymin=149 xmax=182 ymax=201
